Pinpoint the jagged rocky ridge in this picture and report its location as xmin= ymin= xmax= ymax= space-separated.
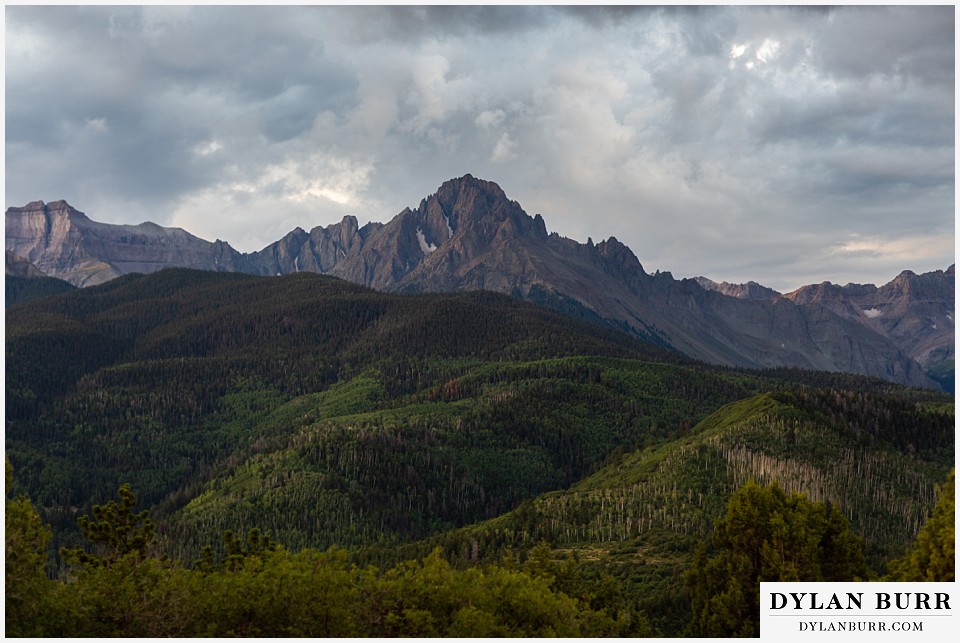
xmin=784 ymin=268 xmax=955 ymax=391
xmin=6 ymin=175 xmax=950 ymax=389
xmin=697 ymin=267 xmax=955 ymax=392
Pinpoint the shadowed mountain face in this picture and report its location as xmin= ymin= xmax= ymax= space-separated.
xmin=783 ymin=267 xmax=955 ymax=391
xmin=6 ymin=249 xmax=47 ymax=278
xmin=5 ymin=175 xmax=949 ymax=389
xmin=696 ymin=266 xmax=956 ymax=392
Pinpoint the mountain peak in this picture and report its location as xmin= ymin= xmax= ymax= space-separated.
xmin=7 ymin=199 xmax=87 ymax=219
xmin=596 ymin=236 xmax=646 ymax=276
xmin=438 ymin=172 xmax=495 ymax=193
xmin=404 ymin=175 xmax=532 ymax=251
xmin=19 ymin=200 xmax=48 ymax=212
xmin=432 ymin=174 xmax=511 ymax=215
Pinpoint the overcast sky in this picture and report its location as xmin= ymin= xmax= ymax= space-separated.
xmin=5 ymin=4 xmax=955 ymax=292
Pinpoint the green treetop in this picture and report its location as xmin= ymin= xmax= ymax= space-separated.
xmin=685 ymin=480 xmax=868 ymax=637
xmin=886 ymin=469 xmax=954 ymax=582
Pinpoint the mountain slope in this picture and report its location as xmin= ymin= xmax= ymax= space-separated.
xmin=5 ymin=249 xmax=77 ymax=305
xmin=397 ymin=389 xmax=953 ymax=634
xmin=5 ymin=274 xmax=76 ymax=307
xmin=6 ymin=269 xmax=690 ymax=540
xmin=698 ymin=267 xmax=955 ymax=391
xmin=158 ymin=356 xmax=771 ymax=557
xmin=785 ymin=266 xmax=955 ymax=391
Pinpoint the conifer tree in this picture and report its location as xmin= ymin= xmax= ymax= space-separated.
xmin=685 ymin=480 xmax=868 ymax=637
xmin=886 ymin=469 xmax=954 ymax=582
xmin=5 ymin=458 xmax=55 ymax=636
xmin=61 ymin=483 xmax=155 ymax=568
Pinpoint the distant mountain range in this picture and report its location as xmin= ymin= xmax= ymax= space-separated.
xmin=6 ymin=175 xmax=953 ymax=390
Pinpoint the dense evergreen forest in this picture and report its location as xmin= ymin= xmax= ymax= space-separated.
xmin=5 ymin=274 xmax=76 ymax=307
xmin=5 ymin=268 xmax=955 ymax=636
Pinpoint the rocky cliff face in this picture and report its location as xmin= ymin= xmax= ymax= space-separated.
xmin=693 ymin=267 xmax=955 ymax=391
xmin=784 ymin=266 xmax=955 ymax=390
xmin=5 ymin=250 xmax=47 ymax=277
xmin=694 ymin=276 xmax=782 ymax=302
xmin=6 ymin=178 xmax=948 ymax=389
xmin=5 ymin=200 xmax=251 ymax=286
xmin=248 ymin=216 xmax=382 ymax=277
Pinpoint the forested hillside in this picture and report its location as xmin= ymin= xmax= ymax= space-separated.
xmin=6 ymin=268 xmax=690 ymax=548
xmin=5 ymin=274 xmax=75 ymax=306
xmin=367 ymin=390 xmax=953 ymax=633
xmin=5 ymin=268 xmax=953 ymax=637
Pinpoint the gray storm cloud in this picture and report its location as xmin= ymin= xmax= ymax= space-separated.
xmin=5 ymin=5 xmax=954 ymax=291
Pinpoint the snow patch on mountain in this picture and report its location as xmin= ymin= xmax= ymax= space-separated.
xmin=417 ymin=228 xmax=437 ymax=254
